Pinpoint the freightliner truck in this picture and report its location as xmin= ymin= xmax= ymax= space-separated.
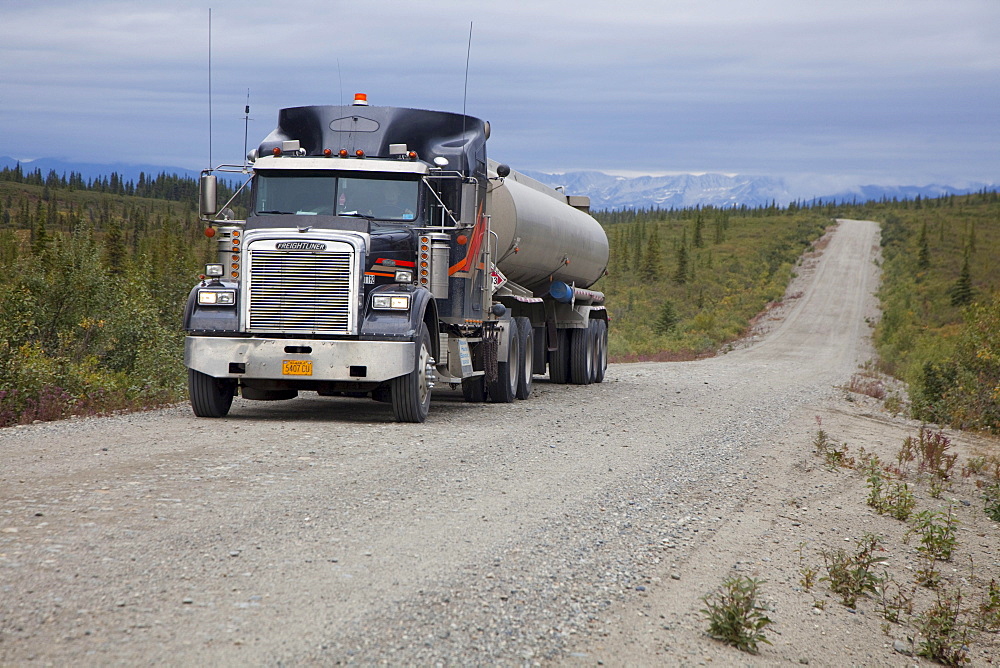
xmin=184 ymin=94 xmax=609 ymax=422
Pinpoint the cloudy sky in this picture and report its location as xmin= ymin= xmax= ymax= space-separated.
xmin=2 ymin=1 xmax=998 ymax=194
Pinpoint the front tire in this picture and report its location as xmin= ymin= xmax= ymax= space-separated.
xmin=188 ymin=369 xmax=236 ymax=418
xmin=391 ymin=322 xmax=434 ymax=423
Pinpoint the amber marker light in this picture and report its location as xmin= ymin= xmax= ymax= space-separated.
xmin=408 ymin=151 xmax=418 ymax=160
xmin=339 ymin=149 xmax=348 ymax=158
xmin=457 ymin=234 xmax=468 ymax=245
xmin=272 ymin=147 xmax=281 ymax=155
xmin=204 ymin=227 xmax=216 ymax=238
xmin=355 ymin=149 xmax=365 ymax=158
xmin=323 ymin=148 xmax=333 ymax=156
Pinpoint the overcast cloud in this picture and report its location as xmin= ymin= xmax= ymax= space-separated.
xmin=1 ymin=0 xmax=997 ymax=194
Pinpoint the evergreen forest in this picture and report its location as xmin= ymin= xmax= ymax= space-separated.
xmin=0 ymin=163 xmax=996 ymax=433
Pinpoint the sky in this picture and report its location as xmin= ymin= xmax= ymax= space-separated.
xmin=2 ymin=0 xmax=998 ymax=196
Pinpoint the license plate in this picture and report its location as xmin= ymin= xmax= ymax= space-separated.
xmin=282 ymin=360 xmax=313 ymax=376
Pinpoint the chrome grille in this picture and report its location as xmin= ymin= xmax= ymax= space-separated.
xmin=247 ymin=248 xmax=355 ymax=334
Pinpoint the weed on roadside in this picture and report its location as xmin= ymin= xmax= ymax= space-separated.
xmin=906 ymin=507 xmax=959 ymax=563
xmin=701 ymin=576 xmax=773 ymax=654
xmin=814 ymin=428 xmax=855 ymax=471
xmin=915 ymin=589 xmax=971 ymax=666
xmin=821 ymin=533 xmax=886 ymax=608
xmin=976 ymin=579 xmax=1000 ymax=632
xmin=982 ymin=482 xmax=1000 ymax=522
xmin=876 ymin=576 xmax=915 ymax=624
xmin=865 ymin=457 xmax=917 ymax=521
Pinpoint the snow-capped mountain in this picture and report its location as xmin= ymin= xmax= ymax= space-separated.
xmin=522 ymin=171 xmax=792 ymax=210
xmin=522 ymin=170 xmax=995 ymax=211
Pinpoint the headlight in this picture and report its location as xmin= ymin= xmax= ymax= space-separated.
xmin=198 ymin=289 xmax=236 ymax=305
xmin=394 ymin=269 xmax=414 ymax=283
xmin=372 ymin=294 xmax=411 ymax=310
xmin=205 ymin=263 xmax=224 ymax=277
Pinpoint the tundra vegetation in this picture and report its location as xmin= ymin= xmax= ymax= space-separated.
xmin=0 ymin=162 xmax=997 ymax=436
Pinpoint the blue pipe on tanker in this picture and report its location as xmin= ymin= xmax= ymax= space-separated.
xmin=549 ymin=281 xmax=605 ymax=305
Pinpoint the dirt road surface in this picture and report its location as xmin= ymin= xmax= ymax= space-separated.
xmin=3 ymin=219 xmax=997 ymax=666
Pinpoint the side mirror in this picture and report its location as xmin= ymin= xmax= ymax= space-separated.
xmin=199 ymin=174 xmax=218 ymax=218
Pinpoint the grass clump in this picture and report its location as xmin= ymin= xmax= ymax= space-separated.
xmin=701 ymin=576 xmax=773 ymax=654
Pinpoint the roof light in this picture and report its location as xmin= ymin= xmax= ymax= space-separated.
xmin=323 ymin=148 xmax=333 ymax=157
xmin=272 ymin=147 xmax=281 ymax=156
xmin=355 ymin=149 xmax=365 ymax=158
xmin=339 ymin=149 xmax=348 ymax=158
xmin=408 ymin=151 xmax=418 ymax=160
xmin=353 ymin=92 xmax=368 ymax=106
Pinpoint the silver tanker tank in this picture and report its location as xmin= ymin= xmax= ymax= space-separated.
xmin=486 ymin=161 xmax=609 ymax=295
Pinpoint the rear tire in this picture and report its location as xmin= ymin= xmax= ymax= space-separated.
xmin=569 ymin=326 xmax=594 ymax=385
xmin=515 ymin=317 xmax=534 ymax=400
xmin=462 ymin=342 xmax=487 ymax=402
xmin=391 ymin=322 xmax=433 ymax=422
xmin=488 ymin=321 xmax=519 ymax=403
xmin=549 ymin=328 xmax=571 ymax=384
xmin=593 ymin=319 xmax=608 ymax=383
xmin=188 ymin=368 xmax=235 ymax=418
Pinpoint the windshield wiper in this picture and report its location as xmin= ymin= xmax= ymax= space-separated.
xmin=256 ymin=210 xmax=292 ymax=215
xmin=339 ymin=211 xmax=374 ymax=220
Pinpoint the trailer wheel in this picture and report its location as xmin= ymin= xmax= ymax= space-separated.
xmin=488 ymin=321 xmax=519 ymax=403
xmin=391 ymin=322 xmax=433 ymax=422
xmin=188 ymin=369 xmax=236 ymax=418
xmin=593 ymin=319 xmax=608 ymax=383
xmin=515 ymin=317 xmax=534 ymax=400
xmin=569 ymin=326 xmax=594 ymax=385
xmin=549 ymin=328 xmax=571 ymax=384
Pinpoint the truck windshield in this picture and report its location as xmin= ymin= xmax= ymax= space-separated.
xmin=254 ymin=171 xmax=419 ymax=222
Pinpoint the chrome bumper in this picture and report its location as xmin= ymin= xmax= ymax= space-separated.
xmin=185 ymin=336 xmax=414 ymax=382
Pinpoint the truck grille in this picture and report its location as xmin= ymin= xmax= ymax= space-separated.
xmin=247 ymin=248 xmax=355 ymax=334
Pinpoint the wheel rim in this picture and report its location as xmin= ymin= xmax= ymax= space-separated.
xmin=417 ymin=339 xmax=433 ymax=405
xmin=508 ymin=327 xmax=520 ymax=395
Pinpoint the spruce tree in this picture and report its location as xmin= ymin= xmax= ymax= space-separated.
xmin=640 ymin=226 xmax=662 ymax=278
xmin=950 ymin=252 xmax=973 ymax=307
xmin=673 ymin=242 xmax=689 ymax=285
xmin=655 ymin=300 xmax=679 ymax=334
xmin=917 ymin=221 xmax=930 ymax=270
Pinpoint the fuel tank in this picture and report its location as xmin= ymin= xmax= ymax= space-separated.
xmin=487 ymin=162 xmax=609 ymax=295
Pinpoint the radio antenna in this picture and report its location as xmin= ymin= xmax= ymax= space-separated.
xmin=338 ymin=58 xmax=344 ymax=108
xmin=207 ymin=8 xmax=213 ymax=169
xmin=462 ymin=21 xmax=473 ymax=119
xmin=243 ymin=89 xmax=251 ymax=167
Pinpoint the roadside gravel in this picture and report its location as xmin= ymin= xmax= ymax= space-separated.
xmin=5 ymin=219 xmax=994 ymax=666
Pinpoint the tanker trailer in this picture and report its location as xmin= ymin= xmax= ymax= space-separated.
xmin=184 ymin=95 xmax=609 ymax=423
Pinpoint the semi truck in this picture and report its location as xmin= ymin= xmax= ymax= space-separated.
xmin=184 ymin=94 xmax=609 ymax=422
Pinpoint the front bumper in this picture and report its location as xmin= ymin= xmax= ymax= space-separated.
xmin=185 ymin=336 xmax=414 ymax=382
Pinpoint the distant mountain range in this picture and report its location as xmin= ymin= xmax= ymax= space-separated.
xmin=2 ymin=156 xmax=994 ymax=211
xmin=522 ymin=170 xmax=996 ymax=211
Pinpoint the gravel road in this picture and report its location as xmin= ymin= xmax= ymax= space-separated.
xmin=1 ymin=219 xmax=881 ymax=666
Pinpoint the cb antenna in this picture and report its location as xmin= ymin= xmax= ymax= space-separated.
xmin=462 ymin=21 xmax=473 ymax=146
xmin=338 ymin=58 xmax=344 ymax=108
xmin=208 ymin=8 xmax=213 ymax=169
xmin=462 ymin=21 xmax=473 ymax=119
xmin=243 ymin=89 xmax=252 ymax=167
